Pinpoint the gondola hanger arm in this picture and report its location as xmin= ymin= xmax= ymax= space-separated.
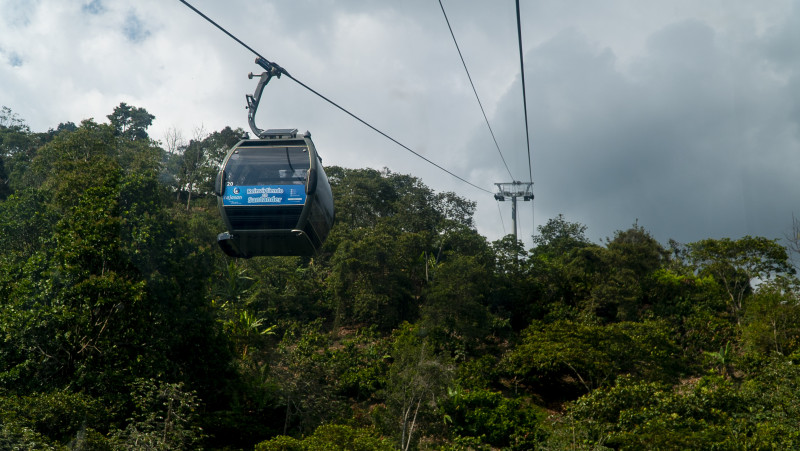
xmin=246 ymin=57 xmax=287 ymax=138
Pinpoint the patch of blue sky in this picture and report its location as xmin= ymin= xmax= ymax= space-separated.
xmin=4 ymin=0 xmax=37 ymax=27
xmin=123 ymin=11 xmax=151 ymax=43
xmin=82 ymin=0 xmax=105 ymax=15
xmin=0 ymin=46 xmax=23 ymax=67
xmin=9 ymin=52 xmax=23 ymax=67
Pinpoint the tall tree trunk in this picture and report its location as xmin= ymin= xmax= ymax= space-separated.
xmin=186 ymin=180 xmax=193 ymax=211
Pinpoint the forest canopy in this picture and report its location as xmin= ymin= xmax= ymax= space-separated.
xmin=1 ymin=104 xmax=799 ymax=450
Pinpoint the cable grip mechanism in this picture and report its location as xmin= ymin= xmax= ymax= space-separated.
xmin=246 ymin=57 xmax=286 ymax=138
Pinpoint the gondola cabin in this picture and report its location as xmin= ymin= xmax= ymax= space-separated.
xmin=214 ymin=129 xmax=334 ymax=258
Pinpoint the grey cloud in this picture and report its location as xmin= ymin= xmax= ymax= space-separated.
xmin=476 ymin=15 xmax=800 ymax=245
xmin=761 ymin=3 xmax=800 ymax=71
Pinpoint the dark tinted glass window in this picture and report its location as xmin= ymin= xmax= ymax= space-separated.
xmin=226 ymin=146 xmax=309 ymax=186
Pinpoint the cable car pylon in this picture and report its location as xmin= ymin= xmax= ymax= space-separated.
xmin=494 ymin=181 xmax=533 ymax=240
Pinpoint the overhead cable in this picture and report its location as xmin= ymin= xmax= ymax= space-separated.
xmin=515 ymin=0 xmax=533 ymax=184
xmin=438 ymin=0 xmax=515 ymax=182
xmin=496 ymin=200 xmax=507 ymax=235
xmin=177 ymin=0 xmax=492 ymax=195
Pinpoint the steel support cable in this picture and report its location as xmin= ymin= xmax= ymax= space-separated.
xmin=178 ymin=0 xmax=492 ymax=195
xmin=528 ymin=201 xmax=535 ymax=245
xmin=515 ymin=0 xmax=535 ymax=240
xmin=282 ymin=72 xmax=491 ymax=194
xmin=496 ymin=200 xmax=507 ymax=235
xmin=515 ymin=0 xmax=533 ymax=185
xmin=177 ymin=0 xmax=283 ymax=72
xmin=438 ymin=0 xmax=515 ymax=182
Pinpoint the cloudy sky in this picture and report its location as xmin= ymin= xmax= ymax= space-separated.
xmin=1 ymin=0 xmax=799 ymax=248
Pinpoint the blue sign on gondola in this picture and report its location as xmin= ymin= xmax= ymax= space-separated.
xmin=223 ymin=185 xmax=306 ymax=206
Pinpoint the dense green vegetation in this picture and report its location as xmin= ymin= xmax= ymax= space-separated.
xmin=1 ymin=104 xmax=799 ymax=449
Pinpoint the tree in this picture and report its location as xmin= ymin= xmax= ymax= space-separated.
xmin=211 ymin=261 xmax=274 ymax=360
xmin=502 ymin=320 xmax=681 ymax=397
xmin=491 ymin=236 xmax=541 ymax=330
xmin=325 ymin=167 xmax=474 ymax=236
xmin=0 ymin=390 xmax=110 ymax=449
xmin=421 ymin=254 xmax=493 ymax=357
xmin=326 ymin=222 xmax=425 ymax=330
xmin=169 ymin=126 xmax=244 ymax=210
xmin=562 ymin=375 xmax=749 ymax=449
xmin=0 ymin=106 xmax=26 ymax=129
xmin=22 ymin=118 xmax=162 ymax=192
xmin=0 ymin=188 xmax=55 ymax=258
xmin=687 ymin=236 xmax=795 ymax=322
xmin=0 ymin=116 xmax=233 ymax=437
xmin=107 ymin=103 xmax=154 ymax=141
xmin=376 ymin=324 xmax=453 ymax=451
xmin=531 ymin=214 xmax=592 ymax=259
xmin=741 ymin=281 xmax=800 ymax=356
xmin=560 ymin=362 xmax=800 ymax=450
xmin=527 ymin=215 xmax=605 ymax=322
xmin=786 ymin=214 xmax=800 ymax=269
xmin=326 ymin=167 xmax=394 ymax=229
xmin=737 ymin=357 xmax=800 ymax=448
xmin=193 ymin=126 xmax=245 ymax=194
xmin=110 ymin=379 xmax=204 ymax=450
xmin=162 ymin=127 xmax=187 ymax=199
xmin=181 ymin=136 xmax=205 ymax=210
xmin=0 ymin=157 xmax=152 ymax=394
xmin=323 ymin=168 xmax=485 ymax=330
xmin=0 ymin=157 xmax=10 ymax=201
xmin=648 ymin=268 xmax=735 ymax=359
xmin=269 ymin=322 xmax=348 ymax=436
xmin=255 ymin=424 xmax=394 ymax=451
xmin=441 ymin=387 xmax=545 ymax=450
xmin=591 ymin=224 xmax=669 ymax=321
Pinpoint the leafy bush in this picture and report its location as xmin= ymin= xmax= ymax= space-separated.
xmin=502 ymin=320 xmax=682 ymax=397
xmin=109 ymin=379 xmax=203 ymax=450
xmin=255 ymin=424 xmax=393 ymax=451
xmin=0 ymin=390 xmax=110 ymax=449
xmin=562 ymin=374 xmax=788 ymax=450
xmin=441 ymin=387 xmax=544 ymax=450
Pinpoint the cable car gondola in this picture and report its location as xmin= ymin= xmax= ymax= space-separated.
xmin=213 ymin=59 xmax=334 ymax=258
